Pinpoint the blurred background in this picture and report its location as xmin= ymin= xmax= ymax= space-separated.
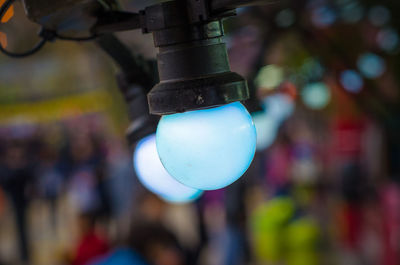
xmin=0 ymin=0 xmax=400 ymax=265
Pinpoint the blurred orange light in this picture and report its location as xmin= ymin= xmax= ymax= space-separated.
xmin=0 ymin=31 xmax=7 ymax=48
xmin=0 ymin=0 xmax=14 ymax=23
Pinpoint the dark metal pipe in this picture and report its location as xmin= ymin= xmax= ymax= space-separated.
xmin=96 ymin=34 xmax=159 ymax=145
xmin=95 ymin=34 xmax=158 ymax=91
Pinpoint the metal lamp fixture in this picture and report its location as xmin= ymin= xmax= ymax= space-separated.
xmin=141 ymin=0 xmax=249 ymax=114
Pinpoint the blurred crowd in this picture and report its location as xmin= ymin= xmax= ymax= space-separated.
xmin=0 ymin=109 xmax=399 ymax=265
xmin=0 ymin=116 xmax=202 ymax=265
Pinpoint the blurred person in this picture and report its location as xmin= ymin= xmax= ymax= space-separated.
xmin=105 ymin=138 xmax=139 ymax=239
xmin=128 ymin=222 xmax=185 ymax=265
xmin=89 ymin=248 xmax=148 ymax=265
xmin=93 ymin=164 xmax=112 ymax=223
xmin=67 ymin=132 xmax=109 ymax=218
xmin=70 ymin=212 xmax=110 ymax=265
xmin=223 ymin=178 xmax=251 ymax=265
xmin=0 ymin=140 xmax=35 ymax=264
xmin=133 ymin=192 xmax=166 ymax=223
xmin=90 ymin=222 xmax=185 ymax=265
xmin=0 ymin=186 xmax=5 ymax=217
xmin=37 ymin=141 xmax=64 ymax=228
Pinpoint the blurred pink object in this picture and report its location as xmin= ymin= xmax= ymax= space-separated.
xmin=381 ymin=183 xmax=400 ymax=265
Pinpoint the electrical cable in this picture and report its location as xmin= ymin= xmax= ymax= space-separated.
xmin=55 ymin=33 xmax=98 ymax=42
xmin=0 ymin=0 xmax=99 ymax=58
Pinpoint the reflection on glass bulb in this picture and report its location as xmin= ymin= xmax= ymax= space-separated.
xmin=134 ymin=134 xmax=203 ymax=203
xmin=156 ymin=102 xmax=257 ymax=190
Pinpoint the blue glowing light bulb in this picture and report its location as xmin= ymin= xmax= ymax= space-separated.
xmin=156 ymin=102 xmax=257 ymax=190
xmin=134 ymin=134 xmax=203 ymax=203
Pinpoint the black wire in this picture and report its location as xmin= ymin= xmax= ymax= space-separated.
xmin=55 ymin=33 xmax=98 ymax=42
xmin=0 ymin=0 xmax=98 ymax=58
xmin=0 ymin=0 xmax=48 ymax=58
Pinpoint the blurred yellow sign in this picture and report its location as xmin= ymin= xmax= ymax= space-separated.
xmin=0 ymin=90 xmax=111 ymax=124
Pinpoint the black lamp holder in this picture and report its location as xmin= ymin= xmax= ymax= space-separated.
xmin=141 ymin=0 xmax=249 ymax=115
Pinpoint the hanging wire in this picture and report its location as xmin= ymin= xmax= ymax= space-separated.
xmin=55 ymin=33 xmax=98 ymax=42
xmin=0 ymin=0 xmax=99 ymax=58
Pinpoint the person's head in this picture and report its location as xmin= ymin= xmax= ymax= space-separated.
xmin=70 ymin=134 xmax=95 ymax=163
xmin=136 ymin=192 xmax=166 ymax=221
xmin=128 ymin=222 xmax=184 ymax=265
xmin=3 ymin=141 xmax=27 ymax=168
xmin=77 ymin=212 xmax=96 ymax=235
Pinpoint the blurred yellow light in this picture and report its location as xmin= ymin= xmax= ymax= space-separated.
xmin=0 ymin=31 xmax=7 ymax=48
xmin=0 ymin=0 xmax=14 ymax=23
xmin=255 ymin=65 xmax=284 ymax=90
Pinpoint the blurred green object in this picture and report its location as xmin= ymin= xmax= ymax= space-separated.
xmin=250 ymin=197 xmax=295 ymax=262
xmin=284 ymin=217 xmax=320 ymax=265
xmin=286 ymin=252 xmax=320 ymax=265
xmin=285 ymin=217 xmax=320 ymax=250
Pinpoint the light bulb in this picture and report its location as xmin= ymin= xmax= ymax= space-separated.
xmin=156 ymin=102 xmax=256 ymax=190
xmin=134 ymin=134 xmax=203 ymax=203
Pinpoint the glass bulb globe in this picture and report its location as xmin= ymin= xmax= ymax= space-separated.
xmin=134 ymin=134 xmax=203 ymax=203
xmin=156 ymin=102 xmax=257 ymax=190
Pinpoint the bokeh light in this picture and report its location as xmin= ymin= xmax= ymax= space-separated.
xmin=301 ymin=58 xmax=324 ymax=81
xmin=368 ymin=5 xmax=390 ymax=27
xmin=134 ymin=134 xmax=203 ymax=203
xmin=357 ymin=53 xmax=386 ymax=79
xmin=156 ymin=102 xmax=257 ymax=190
xmin=255 ymin=65 xmax=284 ymax=90
xmin=377 ymin=28 xmax=399 ymax=52
xmin=275 ymin=9 xmax=296 ymax=28
xmin=340 ymin=70 xmax=364 ymax=93
xmin=301 ymin=82 xmax=331 ymax=110
xmin=263 ymin=93 xmax=295 ymax=123
xmin=311 ymin=6 xmax=337 ymax=28
xmin=252 ymin=111 xmax=279 ymax=151
xmin=338 ymin=0 xmax=364 ymax=24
